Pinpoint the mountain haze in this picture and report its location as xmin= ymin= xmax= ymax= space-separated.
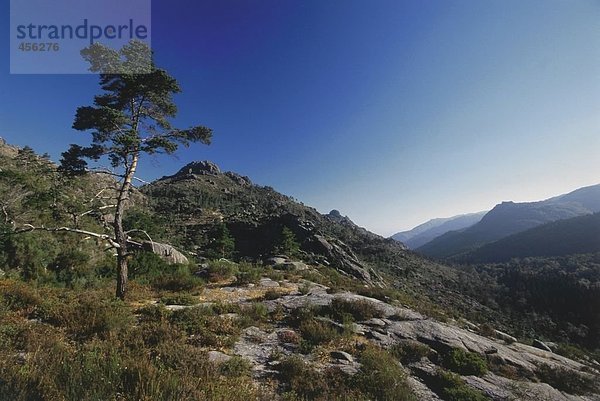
xmin=391 ymin=211 xmax=487 ymax=249
xmin=458 ymin=212 xmax=600 ymax=263
xmin=417 ymin=184 xmax=600 ymax=259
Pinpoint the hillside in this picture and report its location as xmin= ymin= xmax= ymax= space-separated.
xmin=457 ymin=213 xmax=600 ymax=263
xmin=391 ymin=211 xmax=487 ymax=249
xmin=417 ymin=185 xmax=600 ymax=259
xmin=1 ymin=142 xmax=600 ymax=400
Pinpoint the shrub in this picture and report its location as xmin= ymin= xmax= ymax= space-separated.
xmin=391 ymin=341 xmax=433 ymax=364
xmin=429 ymin=370 xmax=488 ymax=401
xmin=207 ymin=260 xmax=238 ymax=282
xmin=235 ymin=263 xmax=262 ymax=285
xmin=263 ymin=289 xmax=283 ymax=300
xmin=170 ymin=306 xmax=240 ymax=348
xmin=298 ymin=319 xmax=341 ymax=351
xmin=354 ymin=345 xmax=416 ymax=401
xmin=536 ymin=364 xmax=598 ymax=395
xmin=278 ymin=329 xmax=301 ymax=344
xmin=274 ymin=227 xmax=300 ymax=257
xmin=129 ymin=251 xmax=169 ymax=278
xmin=219 ymin=356 xmax=252 ymax=377
xmin=442 ymin=348 xmax=488 ymax=376
xmin=151 ymin=265 xmax=203 ymax=291
xmin=328 ymin=298 xmax=384 ymax=322
xmin=276 ymin=356 xmax=358 ymax=400
xmin=40 ymin=291 xmax=132 ymax=339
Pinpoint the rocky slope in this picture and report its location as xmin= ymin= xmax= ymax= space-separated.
xmin=160 ymin=258 xmax=600 ymax=401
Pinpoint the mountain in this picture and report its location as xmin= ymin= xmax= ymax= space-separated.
xmin=2 ymin=141 xmax=600 ymax=400
xmin=391 ymin=211 xmax=487 ymax=249
xmin=417 ymin=184 xmax=600 ymax=259
xmin=457 ymin=212 xmax=600 ymax=263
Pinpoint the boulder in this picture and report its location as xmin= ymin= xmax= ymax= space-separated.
xmin=308 ymin=235 xmax=373 ymax=283
xmin=176 ymin=160 xmax=221 ymax=176
xmin=532 ymin=339 xmax=553 ymax=352
xmin=141 ymin=241 xmax=189 ymax=265
xmin=208 ymin=350 xmax=232 ymax=364
xmin=330 ymin=350 xmax=354 ymax=363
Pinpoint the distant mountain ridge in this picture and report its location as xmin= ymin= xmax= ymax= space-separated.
xmin=417 ymin=184 xmax=600 ymax=259
xmin=391 ymin=211 xmax=487 ymax=249
xmin=458 ymin=212 xmax=600 ymax=263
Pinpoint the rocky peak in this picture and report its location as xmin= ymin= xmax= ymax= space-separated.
xmin=176 ymin=160 xmax=221 ymax=176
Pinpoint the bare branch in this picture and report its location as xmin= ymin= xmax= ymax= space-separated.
xmin=14 ymin=224 xmax=121 ymax=249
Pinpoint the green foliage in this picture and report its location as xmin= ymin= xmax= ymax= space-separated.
xmin=206 ymin=223 xmax=236 ymax=259
xmin=536 ymin=364 xmax=598 ymax=395
xmin=147 ymin=263 xmax=203 ymax=292
xmin=235 ymin=262 xmax=262 ymax=285
xmin=169 ymin=306 xmax=240 ymax=348
xmin=2 ymin=232 xmax=59 ymax=280
xmin=207 ymin=260 xmax=238 ymax=282
xmin=390 ymin=341 xmax=433 ymax=364
xmin=128 ymin=251 xmax=170 ymax=279
xmin=429 ymin=370 xmax=488 ymax=401
xmin=40 ymin=291 xmax=133 ymax=340
xmin=219 ymin=356 xmax=252 ymax=377
xmin=327 ymin=298 xmax=385 ymax=322
xmin=123 ymin=209 xmax=167 ymax=242
xmin=442 ymin=348 xmax=488 ymax=377
xmin=0 ymin=283 xmax=258 ymax=401
xmin=354 ymin=345 xmax=416 ymax=401
xmin=298 ymin=319 xmax=341 ymax=352
xmin=275 ymin=226 xmax=300 ymax=257
xmin=276 ymin=356 xmax=362 ymax=401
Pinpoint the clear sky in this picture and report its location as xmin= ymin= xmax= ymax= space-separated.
xmin=0 ymin=0 xmax=598 ymax=236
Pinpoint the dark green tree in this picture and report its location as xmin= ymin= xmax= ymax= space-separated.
xmin=275 ymin=226 xmax=300 ymax=257
xmin=208 ymin=223 xmax=235 ymax=259
xmin=59 ymin=41 xmax=212 ymax=299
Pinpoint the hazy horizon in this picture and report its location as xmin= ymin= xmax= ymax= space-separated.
xmin=1 ymin=0 xmax=598 ymax=236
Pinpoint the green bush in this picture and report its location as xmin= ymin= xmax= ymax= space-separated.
xmin=151 ymin=265 xmax=203 ymax=291
xmin=276 ymin=356 xmax=359 ymax=400
xmin=219 ymin=356 xmax=252 ymax=377
xmin=442 ymin=348 xmax=488 ymax=376
xmin=235 ymin=263 xmax=262 ymax=285
xmin=207 ymin=260 xmax=238 ymax=282
xmin=391 ymin=341 xmax=433 ymax=364
xmin=354 ymin=345 xmax=416 ymax=401
xmin=40 ymin=291 xmax=132 ymax=340
xmin=128 ymin=251 xmax=169 ymax=278
xmin=327 ymin=298 xmax=384 ymax=322
xmin=170 ymin=306 xmax=240 ymax=348
xmin=429 ymin=370 xmax=488 ymax=401
xmin=537 ymin=364 xmax=598 ymax=395
xmin=298 ymin=319 xmax=341 ymax=352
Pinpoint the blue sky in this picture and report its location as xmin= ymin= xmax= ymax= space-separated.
xmin=0 ymin=0 xmax=599 ymax=235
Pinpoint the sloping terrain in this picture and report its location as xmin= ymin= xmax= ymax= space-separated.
xmin=392 ymin=212 xmax=487 ymax=249
xmin=1 ymin=141 xmax=599 ymax=400
xmin=458 ymin=213 xmax=600 ymax=263
xmin=417 ymin=185 xmax=600 ymax=259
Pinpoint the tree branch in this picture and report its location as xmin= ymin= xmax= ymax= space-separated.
xmin=13 ymin=224 xmax=121 ymax=249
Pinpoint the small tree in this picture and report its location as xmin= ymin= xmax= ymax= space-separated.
xmin=275 ymin=226 xmax=300 ymax=257
xmin=207 ymin=222 xmax=235 ymax=259
xmin=59 ymin=41 xmax=212 ymax=299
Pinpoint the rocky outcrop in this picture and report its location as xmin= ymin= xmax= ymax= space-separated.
xmin=176 ymin=160 xmax=221 ymax=176
xmin=306 ymin=235 xmax=374 ymax=283
xmin=141 ymin=241 xmax=189 ymax=265
xmin=256 ymin=287 xmax=600 ymax=400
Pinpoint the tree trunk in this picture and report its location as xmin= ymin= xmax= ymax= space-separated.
xmin=113 ymin=152 xmax=139 ymax=300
